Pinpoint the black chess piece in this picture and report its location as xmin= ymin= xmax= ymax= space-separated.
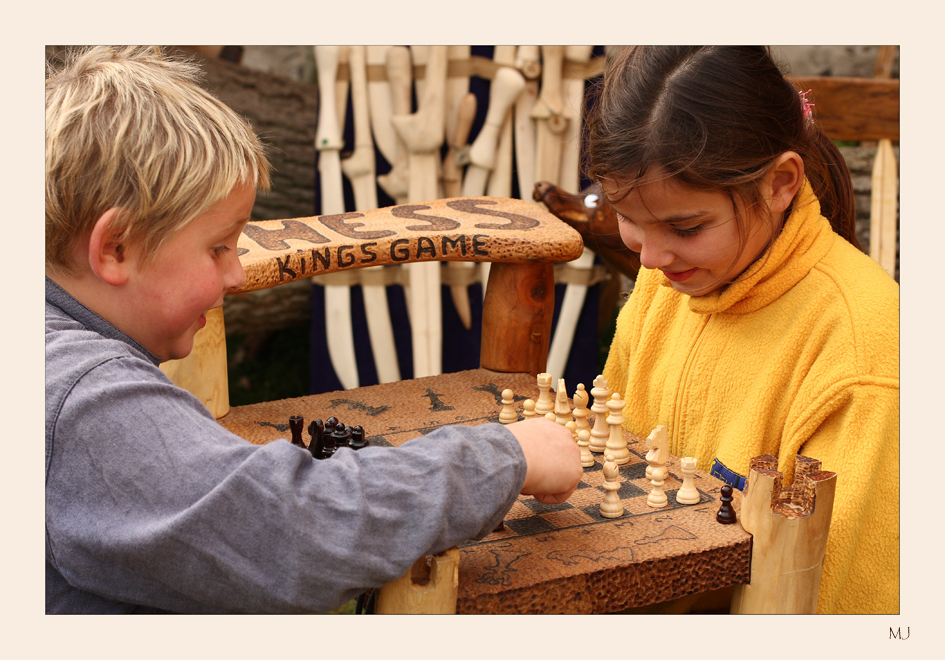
xmin=326 ymin=416 xmax=339 ymax=430
xmin=327 ymin=422 xmax=348 ymax=456
xmin=322 ymin=423 xmax=338 ymax=458
xmin=289 ymin=416 xmax=306 ymax=448
xmin=308 ymin=419 xmax=325 ymax=459
xmin=350 ymin=425 xmax=368 ymax=450
xmin=716 ymin=484 xmax=737 ymax=524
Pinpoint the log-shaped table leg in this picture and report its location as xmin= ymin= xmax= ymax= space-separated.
xmin=730 ymin=455 xmax=837 ymax=614
xmin=375 ymin=548 xmax=460 ymax=614
xmin=480 ymin=261 xmax=554 ymax=377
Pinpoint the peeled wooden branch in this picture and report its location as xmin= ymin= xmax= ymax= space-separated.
xmin=730 ymin=454 xmax=837 ymax=614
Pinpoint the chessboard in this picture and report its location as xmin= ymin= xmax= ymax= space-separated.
xmin=219 ymin=368 xmax=752 ymax=614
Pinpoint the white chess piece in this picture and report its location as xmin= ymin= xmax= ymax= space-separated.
xmin=499 ymin=388 xmax=518 ymax=424
xmin=645 ymin=425 xmax=667 ymax=480
xmin=589 ymin=375 xmax=610 ymax=453
xmin=605 ymin=392 xmax=630 ymax=465
xmin=522 ymin=399 xmax=536 ymax=419
xmin=554 ymin=378 xmax=573 ymax=426
xmin=571 ymin=383 xmax=591 ymax=436
xmin=676 ymin=457 xmax=701 ymax=505
xmin=645 ymin=425 xmax=669 ymax=508
xmin=535 ymin=372 xmax=554 ymax=416
xmin=577 ymin=429 xmax=595 ymax=468
xmin=600 ymin=452 xmax=623 ymax=518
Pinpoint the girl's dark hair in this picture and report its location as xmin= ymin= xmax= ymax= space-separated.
xmin=584 ymin=46 xmax=859 ymax=249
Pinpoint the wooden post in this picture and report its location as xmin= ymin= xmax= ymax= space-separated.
xmin=730 ymin=455 xmax=838 ymax=614
xmin=159 ymin=306 xmax=230 ymax=419
xmin=375 ymin=548 xmax=460 ymax=614
xmin=480 ymin=262 xmax=554 ymax=377
xmin=869 ymin=45 xmax=899 ymax=279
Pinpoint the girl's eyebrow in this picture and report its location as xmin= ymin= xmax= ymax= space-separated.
xmin=617 ymin=209 xmax=710 ymax=224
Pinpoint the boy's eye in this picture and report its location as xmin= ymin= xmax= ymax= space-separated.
xmin=212 ymin=245 xmax=232 ymax=256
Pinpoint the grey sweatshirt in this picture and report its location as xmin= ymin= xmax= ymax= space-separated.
xmin=45 ymin=278 xmax=526 ymax=613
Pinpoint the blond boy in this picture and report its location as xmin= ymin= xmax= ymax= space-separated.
xmin=45 ymin=47 xmax=580 ymax=613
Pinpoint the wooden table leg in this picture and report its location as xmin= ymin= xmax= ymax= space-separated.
xmin=375 ymin=547 xmax=460 ymax=614
xmin=730 ymin=455 xmax=838 ymax=614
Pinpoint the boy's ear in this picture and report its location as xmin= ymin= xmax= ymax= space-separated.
xmin=766 ymin=151 xmax=805 ymax=214
xmin=87 ymin=208 xmax=131 ymax=286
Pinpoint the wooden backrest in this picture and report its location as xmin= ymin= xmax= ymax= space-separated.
xmin=160 ymin=196 xmax=584 ymax=417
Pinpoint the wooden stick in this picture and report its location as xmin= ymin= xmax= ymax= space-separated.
xmin=544 ymin=46 xmax=596 ymax=381
xmin=365 ymin=45 xmax=398 ymax=167
xmin=462 ymin=66 xmax=525 ymax=196
xmin=514 ymin=45 xmax=541 ymax=201
xmin=340 ymin=45 xmax=401 ymax=384
xmin=392 ymin=45 xmax=448 ymax=378
xmin=870 ymin=139 xmax=898 ymax=278
xmin=315 ymin=45 xmax=359 ymax=390
xmin=445 ymin=45 xmax=471 ymax=149
xmin=531 ymin=46 xmax=567 ymax=186
xmin=376 ymin=46 xmax=412 ymax=205
xmin=869 ymin=46 xmax=898 ymax=279
xmin=729 ymin=456 xmax=838 ymax=614
xmin=486 ymin=45 xmax=518 ymax=199
xmin=334 ymin=46 xmax=350 ymax=139
xmin=465 ymin=64 xmax=526 ymax=299
xmin=442 ymin=93 xmax=478 ymax=330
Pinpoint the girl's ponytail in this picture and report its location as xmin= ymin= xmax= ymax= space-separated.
xmin=801 ymin=114 xmax=860 ymax=249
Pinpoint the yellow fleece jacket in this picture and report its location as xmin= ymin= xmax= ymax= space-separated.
xmin=603 ymin=182 xmax=899 ymax=614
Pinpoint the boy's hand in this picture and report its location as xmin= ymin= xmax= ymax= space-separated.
xmin=507 ymin=418 xmax=583 ymax=504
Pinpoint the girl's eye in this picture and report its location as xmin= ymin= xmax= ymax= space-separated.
xmin=671 ymin=225 xmax=701 ymax=238
xmin=212 ymin=245 xmax=232 ymax=257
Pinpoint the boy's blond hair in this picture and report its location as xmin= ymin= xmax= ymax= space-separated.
xmin=46 ymin=46 xmax=272 ymax=276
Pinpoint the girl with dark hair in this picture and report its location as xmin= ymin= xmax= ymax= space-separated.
xmin=587 ymin=46 xmax=898 ymax=614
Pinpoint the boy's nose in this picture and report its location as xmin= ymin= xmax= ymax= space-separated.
xmin=224 ymin=252 xmax=247 ymax=292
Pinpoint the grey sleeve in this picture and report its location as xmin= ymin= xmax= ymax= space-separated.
xmin=45 ymin=357 xmax=526 ymax=613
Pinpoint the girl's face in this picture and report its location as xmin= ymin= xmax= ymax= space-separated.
xmin=600 ymin=173 xmax=779 ymax=297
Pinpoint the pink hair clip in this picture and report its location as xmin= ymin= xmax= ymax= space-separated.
xmin=799 ymin=88 xmax=815 ymax=120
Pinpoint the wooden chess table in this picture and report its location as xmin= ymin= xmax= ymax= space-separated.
xmin=220 ymin=369 xmax=752 ymax=614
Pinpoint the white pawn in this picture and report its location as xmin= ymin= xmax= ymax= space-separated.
xmin=535 ymin=373 xmax=554 ymax=416
xmin=522 ymin=399 xmax=536 ymax=419
xmin=589 ymin=375 xmax=611 ymax=453
xmin=676 ymin=457 xmax=701 ymax=505
xmin=577 ymin=429 xmax=595 ymax=468
xmin=499 ymin=388 xmax=518 ymax=424
xmin=554 ymin=378 xmax=573 ymax=426
xmin=571 ymin=384 xmax=591 ymax=436
xmin=565 ymin=421 xmax=578 ymax=446
xmin=605 ymin=392 xmax=630 ymax=465
xmin=600 ymin=453 xmax=623 ymax=518
xmin=545 ymin=412 xmax=557 ymax=422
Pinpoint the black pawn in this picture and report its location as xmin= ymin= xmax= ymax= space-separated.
xmin=322 ymin=423 xmax=340 ymax=458
xmin=716 ymin=485 xmax=737 ymax=524
xmin=308 ymin=419 xmax=325 ymax=459
xmin=350 ymin=425 xmax=368 ymax=450
xmin=326 ymin=416 xmax=340 ymax=430
xmin=329 ymin=422 xmax=348 ymax=453
xmin=289 ymin=416 xmax=306 ymax=449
